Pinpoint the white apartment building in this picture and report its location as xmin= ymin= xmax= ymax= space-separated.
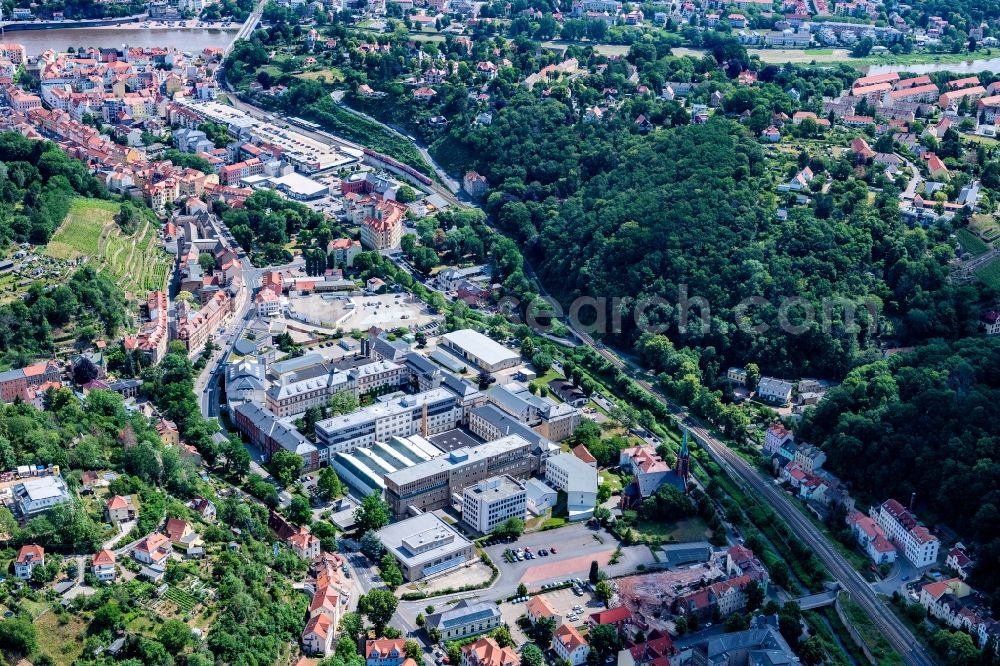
xmin=545 ymin=453 xmax=598 ymax=521
xmin=462 ymin=475 xmax=527 ymax=534
xmin=315 ymin=388 xmax=461 ymax=454
xmin=553 ymin=624 xmax=589 ymax=666
xmin=871 ymin=499 xmax=940 ymax=567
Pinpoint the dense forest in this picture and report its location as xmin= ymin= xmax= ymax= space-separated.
xmin=452 ymin=105 xmax=978 ymax=376
xmin=238 ymin=25 xmax=982 ymax=375
xmin=0 ymin=132 xmax=110 ymax=246
xmin=0 ymin=267 xmax=127 ymax=369
xmin=798 ymin=338 xmax=1000 ymax=605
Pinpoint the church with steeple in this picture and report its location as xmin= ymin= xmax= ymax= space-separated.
xmin=619 ymin=429 xmax=693 ymax=509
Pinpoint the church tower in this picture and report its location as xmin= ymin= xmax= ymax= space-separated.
xmin=678 ymin=429 xmax=691 ymax=492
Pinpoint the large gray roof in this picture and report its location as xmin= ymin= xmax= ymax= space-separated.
xmin=385 ymin=434 xmax=532 ymax=486
xmin=425 ymin=599 xmax=500 ymax=630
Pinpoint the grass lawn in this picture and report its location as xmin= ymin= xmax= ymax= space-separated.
xmin=976 ymin=257 xmax=1000 ymax=290
xmin=535 ymin=368 xmax=566 ymax=385
xmin=839 ymin=592 xmax=905 ymax=665
xmin=599 ymin=470 xmax=624 ymax=493
xmin=21 ymin=599 xmax=50 ymax=619
xmin=45 ymin=197 xmax=170 ymax=297
xmin=963 ymin=132 xmax=1000 ymax=147
xmin=957 ymin=227 xmax=990 ymax=256
xmin=296 ymin=67 xmax=344 ymax=82
xmin=633 ymin=516 xmax=709 ymax=544
xmin=971 ymin=214 xmax=1000 ymax=241
xmin=541 ymin=516 xmax=567 ymax=530
xmin=35 ymin=609 xmax=88 ymax=666
xmin=45 ymin=198 xmax=118 ymax=260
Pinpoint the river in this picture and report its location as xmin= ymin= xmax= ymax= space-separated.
xmin=6 ymin=26 xmax=238 ymax=56
xmin=866 ymin=57 xmax=1000 ymax=76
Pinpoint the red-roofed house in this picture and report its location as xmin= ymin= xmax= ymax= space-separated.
xmin=554 ymin=624 xmax=589 ymax=666
xmin=589 ymin=606 xmax=633 ymax=630
xmin=92 ymin=549 xmax=117 ymax=581
xmin=924 ymin=152 xmax=949 ymax=180
xmin=165 ymin=518 xmax=201 ymax=549
xmin=920 ymin=578 xmax=971 ymax=624
xmin=852 ymin=71 xmax=899 ymax=90
xmin=106 ymin=494 xmax=136 ymax=522
xmin=946 ymin=76 xmax=980 ymax=90
xmin=850 ymin=137 xmax=876 ymax=160
xmin=626 ymin=630 xmax=677 ymax=666
xmin=846 ymin=510 xmax=897 ymax=564
xmin=871 ymin=499 xmax=939 ymax=567
xmin=572 ymin=444 xmax=597 ymax=467
xmin=939 ymin=86 xmax=985 ymax=109
xmin=358 ymin=195 xmax=406 ymax=250
xmin=526 ymin=595 xmax=562 ymax=625
xmin=946 ymin=547 xmax=973 ymax=579
xmin=981 ymin=311 xmax=1000 ymax=335
xmin=366 ymin=639 xmax=407 ymax=666
xmin=763 ymin=423 xmax=795 ymax=461
xmin=303 ymin=613 xmax=335 ymax=656
xmin=15 ymin=544 xmax=44 ymax=579
xmin=133 ymin=533 xmax=172 ymax=565
xmin=289 ymin=529 xmax=321 ymax=560
xmin=461 ymin=637 xmax=520 ymax=666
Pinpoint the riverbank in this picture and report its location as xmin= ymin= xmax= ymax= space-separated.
xmin=4 ymin=17 xmax=237 ymax=31
xmin=89 ymin=19 xmax=238 ymax=31
xmin=9 ymin=25 xmax=239 ymax=56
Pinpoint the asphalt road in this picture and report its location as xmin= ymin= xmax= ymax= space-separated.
xmin=579 ymin=337 xmax=937 ymax=666
xmin=210 ymin=42 xmax=929 ymax=663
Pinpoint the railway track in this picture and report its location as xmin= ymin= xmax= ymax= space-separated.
xmin=578 ymin=332 xmax=935 ymax=666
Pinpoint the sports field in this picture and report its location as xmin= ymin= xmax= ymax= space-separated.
xmin=45 ymin=198 xmax=171 ymax=296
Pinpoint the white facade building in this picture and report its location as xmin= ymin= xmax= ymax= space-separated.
xmin=13 ymin=475 xmax=71 ymax=517
xmin=545 ymin=453 xmax=598 ymax=521
xmin=315 ymin=388 xmax=461 ymax=454
xmin=440 ymin=329 xmax=521 ymax=373
xmin=871 ymin=499 xmax=940 ymax=567
xmin=462 ymin=475 xmax=527 ymax=534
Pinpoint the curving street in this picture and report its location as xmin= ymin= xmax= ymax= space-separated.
xmin=575 ymin=328 xmax=936 ymax=666
xmin=210 ymin=32 xmax=935 ymax=662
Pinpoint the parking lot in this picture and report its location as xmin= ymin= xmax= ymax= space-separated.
xmin=500 ymin=586 xmax=602 ymax=643
xmin=482 ymin=523 xmax=656 ymax=592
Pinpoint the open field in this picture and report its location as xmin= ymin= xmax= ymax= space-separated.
xmin=631 ymin=516 xmax=710 ymax=544
xmin=956 ymin=228 xmax=990 ymax=256
xmin=748 ymin=47 xmax=853 ymax=63
xmin=975 ymin=256 xmax=1000 ymax=290
xmin=35 ymin=608 xmax=88 ymax=666
xmin=971 ymin=214 xmax=1000 ymax=242
xmin=45 ymin=198 xmax=171 ymax=297
xmin=296 ymin=67 xmax=344 ymax=82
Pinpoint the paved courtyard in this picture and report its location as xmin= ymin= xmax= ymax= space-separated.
xmin=288 ymin=292 xmax=437 ymax=331
xmin=483 ymin=523 xmax=657 ymax=592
